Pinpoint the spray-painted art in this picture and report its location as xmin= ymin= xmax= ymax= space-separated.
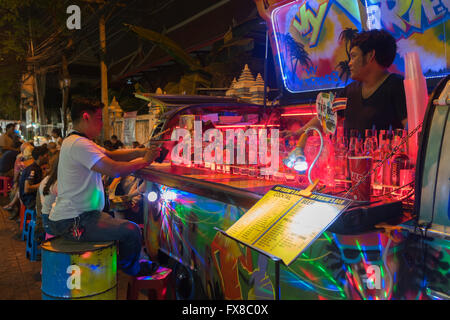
xmin=143 ymin=183 xmax=449 ymax=300
xmin=266 ymin=0 xmax=449 ymax=93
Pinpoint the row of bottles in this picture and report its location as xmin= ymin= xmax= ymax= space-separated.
xmin=334 ymin=126 xmax=413 ymax=195
xmin=170 ymin=123 xmax=414 ymax=197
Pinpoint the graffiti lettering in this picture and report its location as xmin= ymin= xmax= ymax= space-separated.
xmin=291 ymin=0 xmax=449 ymax=50
xmin=372 ymin=0 xmax=449 ymax=35
xmin=379 ymin=0 xmax=410 ymax=33
xmin=292 ymin=2 xmax=329 ymax=47
xmin=334 ymin=0 xmax=363 ymax=26
xmin=299 ymin=71 xmax=341 ymax=88
xmin=304 ymin=65 xmax=318 ymax=77
xmin=422 ymin=0 xmax=449 ymax=23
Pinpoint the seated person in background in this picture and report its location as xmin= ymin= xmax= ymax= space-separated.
xmin=108 ymin=175 xmax=145 ymax=225
xmin=48 ymin=98 xmax=161 ymax=277
xmin=45 ymin=134 xmax=52 ymax=144
xmin=19 ymin=145 xmax=49 ymax=210
xmin=41 ymin=142 xmax=57 ymax=174
xmin=0 ymin=123 xmax=19 ymax=157
xmin=132 ymin=141 xmax=140 ymax=149
xmin=51 ymin=128 xmax=63 ymax=150
xmin=47 ymin=142 xmax=59 ymax=169
xmin=3 ymin=143 xmax=34 ymax=216
xmin=38 ymin=154 xmax=59 ymax=236
xmin=14 ymin=143 xmax=34 ymax=184
xmin=103 ymin=140 xmax=114 ymax=151
xmin=0 ymin=148 xmax=20 ymax=177
xmin=47 ymin=142 xmax=58 ymax=157
xmin=111 ymin=135 xmax=124 ymax=150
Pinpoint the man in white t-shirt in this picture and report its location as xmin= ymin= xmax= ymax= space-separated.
xmin=48 ymin=98 xmax=161 ymax=276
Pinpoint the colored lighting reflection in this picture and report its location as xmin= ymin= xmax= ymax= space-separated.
xmin=81 ymin=251 xmax=92 ymax=259
xmin=161 ymin=190 xmax=177 ymax=201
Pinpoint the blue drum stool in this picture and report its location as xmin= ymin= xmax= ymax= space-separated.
xmin=41 ymin=237 xmax=117 ymax=300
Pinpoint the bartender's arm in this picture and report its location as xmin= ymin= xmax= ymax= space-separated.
xmin=104 ymin=148 xmax=152 ymax=162
xmin=92 ymin=147 xmax=160 ymax=178
xmin=281 ymin=117 xmax=322 ymax=138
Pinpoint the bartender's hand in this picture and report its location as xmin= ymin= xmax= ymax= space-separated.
xmin=143 ymin=145 xmax=161 ymax=164
xmin=280 ymin=128 xmax=305 ymax=139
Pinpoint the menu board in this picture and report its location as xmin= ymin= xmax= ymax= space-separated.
xmin=225 ymin=185 xmax=351 ymax=265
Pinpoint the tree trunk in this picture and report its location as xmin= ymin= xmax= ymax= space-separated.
xmin=35 ymin=71 xmax=47 ymax=135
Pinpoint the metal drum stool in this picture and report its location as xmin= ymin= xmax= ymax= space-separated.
xmin=41 ymin=237 xmax=117 ymax=300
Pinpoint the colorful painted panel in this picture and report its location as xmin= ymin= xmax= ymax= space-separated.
xmin=143 ymin=182 xmax=426 ymax=300
xmin=269 ymin=0 xmax=449 ymax=93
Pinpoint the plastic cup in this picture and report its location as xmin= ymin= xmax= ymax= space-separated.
xmin=404 ymin=52 xmax=422 ymax=80
xmin=348 ymin=156 xmax=373 ymax=201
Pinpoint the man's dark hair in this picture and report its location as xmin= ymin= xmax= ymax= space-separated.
xmin=111 ymin=135 xmax=118 ymax=140
xmin=103 ymin=140 xmax=114 ymax=151
xmin=70 ymin=98 xmax=104 ymax=123
xmin=32 ymin=145 xmax=48 ymax=161
xmin=52 ymin=128 xmax=62 ymax=137
xmin=350 ymin=30 xmax=397 ymax=68
xmin=6 ymin=123 xmax=15 ymax=131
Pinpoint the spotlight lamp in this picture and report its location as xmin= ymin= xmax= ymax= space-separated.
xmin=282 ymin=127 xmax=324 ymax=185
xmin=147 ymin=191 xmax=158 ymax=202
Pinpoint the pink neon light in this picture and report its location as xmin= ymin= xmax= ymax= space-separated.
xmin=281 ymin=112 xmax=316 ymax=116
xmin=215 ymin=124 xmax=280 ymax=129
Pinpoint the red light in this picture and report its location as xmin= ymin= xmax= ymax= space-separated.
xmin=281 ymin=112 xmax=317 ymax=117
xmin=215 ymin=124 xmax=280 ymax=129
xmin=81 ymin=251 xmax=92 ymax=259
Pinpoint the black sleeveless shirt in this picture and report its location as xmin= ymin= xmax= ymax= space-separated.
xmin=340 ymin=73 xmax=407 ymax=137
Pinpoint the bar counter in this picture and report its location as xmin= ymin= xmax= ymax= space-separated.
xmin=136 ymin=163 xmax=414 ymax=300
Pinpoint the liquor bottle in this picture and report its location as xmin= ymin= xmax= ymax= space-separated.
xmin=363 ymin=129 xmax=377 ymax=156
xmin=381 ymin=131 xmax=393 ymax=192
xmin=334 ymin=127 xmax=348 ymax=180
xmin=348 ymin=129 xmax=362 ymax=156
xmin=378 ymin=129 xmax=386 ymax=151
xmin=347 ymin=129 xmax=361 ymax=180
xmin=248 ymin=165 xmax=257 ymax=177
xmin=391 ymin=129 xmax=411 ymax=186
xmin=371 ymin=135 xmax=383 ymax=196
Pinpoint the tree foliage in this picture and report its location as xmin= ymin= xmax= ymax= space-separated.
xmin=0 ymin=0 xmax=80 ymax=119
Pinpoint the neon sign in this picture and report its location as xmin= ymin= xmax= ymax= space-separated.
xmin=270 ymin=0 xmax=450 ymax=93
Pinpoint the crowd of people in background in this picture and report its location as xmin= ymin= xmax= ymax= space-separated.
xmin=102 ymin=135 xmax=145 ymax=151
xmin=0 ymin=122 xmax=148 ymax=252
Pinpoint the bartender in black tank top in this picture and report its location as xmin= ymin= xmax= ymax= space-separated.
xmin=283 ymin=30 xmax=408 ymax=139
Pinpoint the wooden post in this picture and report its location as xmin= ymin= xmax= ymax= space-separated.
xmin=83 ymin=0 xmax=124 ymax=142
xmin=61 ymin=55 xmax=70 ymax=137
xmin=99 ymin=13 xmax=109 ymax=142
